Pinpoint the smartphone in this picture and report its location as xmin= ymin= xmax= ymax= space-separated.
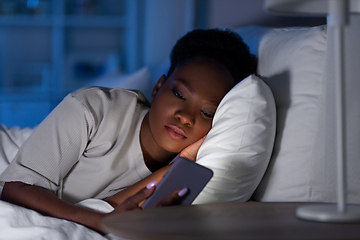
xmin=141 ymin=157 xmax=213 ymax=209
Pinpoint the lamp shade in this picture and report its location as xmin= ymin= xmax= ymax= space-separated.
xmin=264 ymin=0 xmax=360 ymax=16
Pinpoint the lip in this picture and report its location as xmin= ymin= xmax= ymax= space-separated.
xmin=165 ymin=125 xmax=187 ymax=140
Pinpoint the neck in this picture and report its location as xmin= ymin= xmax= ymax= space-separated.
xmin=140 ymin=113 xmax=177 ymax=172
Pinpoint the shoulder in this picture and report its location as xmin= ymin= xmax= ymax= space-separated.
xmin=70 ymin=87 xmax=150 ymax=108
xmin=65 ymin=87 xmax=149 ymax=127
xmin=71 ymin=87 xmax=140 ymax=101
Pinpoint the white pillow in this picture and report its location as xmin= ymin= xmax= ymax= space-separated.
xmin=193 ymin=74 xmax=276 ymax=204
xmin=0 ymin=124 xmax=33 ymax=174
xmin=87 ymin=67 xmax=153 ymax=101
xmin=0 ymin=124 xmax=34 ymax=197
xmin=250 ymin=26 xmax=333 ymax=202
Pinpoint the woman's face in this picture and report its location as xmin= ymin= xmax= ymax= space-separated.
xmin=143 ymin=61 xmax=234 ymax=155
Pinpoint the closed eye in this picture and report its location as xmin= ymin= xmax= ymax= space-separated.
xmin=201 ymin=110 xmax=214 ymax=118
xmin=172 ymin=88 xmax=185 ymax=100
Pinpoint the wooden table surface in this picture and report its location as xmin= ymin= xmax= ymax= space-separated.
xmin=101 ymin=202 xmax=360 ymax=240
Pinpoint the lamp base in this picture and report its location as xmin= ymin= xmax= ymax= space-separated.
xmin=296 ymin=204 xmax=360 ymax=223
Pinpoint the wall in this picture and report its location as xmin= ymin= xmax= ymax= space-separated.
xmin=142 ymin=0 xmax=195 ymax=75
xmin=141 ymin=0 xmax=327 ymax=79
xmin=207 ymin=0 xmax=326 ymax=28
xmin=1 ymin=0 xmax=350 ymax=128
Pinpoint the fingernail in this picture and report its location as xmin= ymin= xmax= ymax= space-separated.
xmin=178 ymin=188 xmax=188 ymax=197
xmin=146 ymin=180 xmax=157 ymax=189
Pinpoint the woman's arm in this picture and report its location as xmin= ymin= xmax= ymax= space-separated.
xmin=1 ymin=181 xmax=109 ymax=232
xmin=1 ymin=180 xmax=182 ymax=234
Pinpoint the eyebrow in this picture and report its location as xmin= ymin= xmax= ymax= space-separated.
xmin=176 ymin=78 xmax=220 ymax=106
xmin=176 ymin=78 xmax=195 ymax=94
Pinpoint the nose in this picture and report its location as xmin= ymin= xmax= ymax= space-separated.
xmin=174 ymin=109 xmax=195 ymax=127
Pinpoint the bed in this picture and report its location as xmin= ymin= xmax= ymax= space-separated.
xmin=1 ymin=24 xmax=360 ymax=239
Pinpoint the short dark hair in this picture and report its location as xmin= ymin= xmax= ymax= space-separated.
xmin=167 ymin=28 xmax=257 ymax=85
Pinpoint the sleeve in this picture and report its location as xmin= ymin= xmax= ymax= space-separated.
xmin=0 ymin=93 xmax=94 ymax=193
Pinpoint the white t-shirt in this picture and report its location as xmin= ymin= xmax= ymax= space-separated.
xmin=0 ymin=87 xmax=152 ymax=203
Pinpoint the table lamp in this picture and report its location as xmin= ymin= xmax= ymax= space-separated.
xmin=264 ymin=0 xmax=360 ymax=222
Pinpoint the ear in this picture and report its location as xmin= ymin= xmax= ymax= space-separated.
xmin=151 ymin=75 xmax=167 ymax=99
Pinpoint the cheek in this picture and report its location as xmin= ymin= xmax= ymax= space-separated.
xmin=149 ymin=93 xmax=174 ymax=126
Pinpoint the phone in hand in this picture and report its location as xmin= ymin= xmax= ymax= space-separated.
xmin=141 ymin=157 xmax=213 ymax=209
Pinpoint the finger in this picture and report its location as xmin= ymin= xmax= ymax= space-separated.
xmin=128 ymin=180 xmax=157 ymax=203
xmin=154 ymin=187 xmax=188 ymax=208
xmin=116 ymin=180 xmax=157 ymax=211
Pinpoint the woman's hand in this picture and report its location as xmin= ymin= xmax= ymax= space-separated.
xmin=108 ymin=180 xmax=188 ymax=216
xmin=103 ymin=136 xmax=206 ymax=209
xmin=179 ymin=135 xmax=206 ymax=161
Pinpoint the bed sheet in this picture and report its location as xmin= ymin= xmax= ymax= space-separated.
xmin=0 ymin=199 xmax=126 ymax=240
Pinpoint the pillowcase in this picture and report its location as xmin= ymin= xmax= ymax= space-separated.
xmin=193 ymin=74 xmax=276 ymax=204
xmin=0 ymin=124 xmax=33 ymax=197
xmin=0 ymin=124 xmax=33 ymax=175
xmin=248 ymin=25 xmax=335 ymax=202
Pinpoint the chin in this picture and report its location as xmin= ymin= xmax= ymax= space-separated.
xmin=159 ymin=139 xmax=186 ymax=154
